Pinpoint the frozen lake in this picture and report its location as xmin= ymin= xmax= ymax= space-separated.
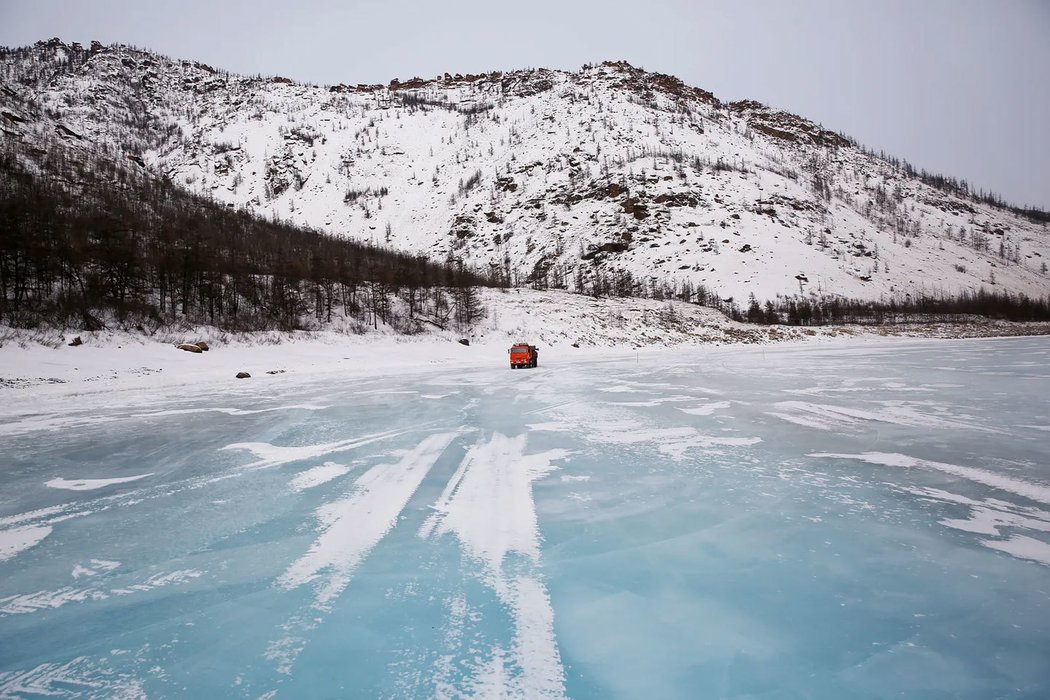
xmin=2 ymin=336 xmax=1049 ymax=698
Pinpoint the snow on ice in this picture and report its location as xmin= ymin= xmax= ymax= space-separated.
xmin=1 ymin=334 xmax=1049 ymax=697
xmin=45 ymin=474 xmax=153 ymax=491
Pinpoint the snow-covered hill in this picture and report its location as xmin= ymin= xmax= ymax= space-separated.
xmin=3 ymin=38 xmax=1048 ymax=304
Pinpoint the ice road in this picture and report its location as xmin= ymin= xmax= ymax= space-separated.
xmin=2 ymin=336 xmax=1049 ymax=698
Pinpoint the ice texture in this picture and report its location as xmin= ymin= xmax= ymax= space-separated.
xmin=1 ymin=336 xmax=1049 ymax=698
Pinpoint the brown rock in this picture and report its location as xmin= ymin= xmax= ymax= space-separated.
xmin=194 ymin=341 xmax=210 ymax=351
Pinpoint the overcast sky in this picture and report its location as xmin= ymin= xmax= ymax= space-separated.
xmin=2 ymin=0 xmax=1048 ymax=209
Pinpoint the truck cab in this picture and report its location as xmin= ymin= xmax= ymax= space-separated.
xmin=509 ymin=343 xmax=539 ymax=369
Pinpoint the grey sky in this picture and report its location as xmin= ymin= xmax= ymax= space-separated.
xmin=2 ymin=0 xmax=1048 ymax=210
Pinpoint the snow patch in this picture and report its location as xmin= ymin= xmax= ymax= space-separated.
xmin=598 ymin=426 xmax=760 ymax=459
xmin=983 ymin=535 xmax=1050 ymax=565
xmin=526 ymin=422 xmax=575 ymax=432
xmin=813 ymin=452 xmax=1050 ymax=504
xmin=222 ymin=427 xmax=407 ymax=470
xmin=72 ymin=559 xmax=121 ymax=579
xmin=134 ymin=404 xmax=328 ymax=418
xmin=0 ymin=656 xmax=146 ymax=699
xmin=110 ymin=569 xmax=202 ymax=595
xmin=608 ymin=396 xmax=696 ymax=407
xmin=289 ymin=462 xmax=350 ymax=491
xmin=0 ymin=525 xmax=52 ymax=562
xmin=774 ymin=401 xmax=998 ymax=432
xmin=277 ymin=432 xmax=456 ymax=607
xmin=1 ymin=569 xmax=201 ymax=616
xmin=421 ymin=434 xmax=566 ymax=575
xmin=677 ymin=400 xmax=732 ymax=416
xmin=46 ymin=474 xmax=153 ymax=491
xmin=420 ymin=433 xmax=568 ymax=698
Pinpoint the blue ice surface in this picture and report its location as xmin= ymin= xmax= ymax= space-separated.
xmin=1 ymin=335 xmax=1049 ymax=698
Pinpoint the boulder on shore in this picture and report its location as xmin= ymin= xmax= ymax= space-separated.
xmin=236 ymin=371 xmax=251 ymax=379
xmin=68 ymin=336 xmax=82 ymax=347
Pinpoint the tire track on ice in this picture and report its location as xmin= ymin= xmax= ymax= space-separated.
xmin=420 ymin=433 xmax=569 ymax=699
xmin=264 ymin=432 xmax=457 ymax=677
xmin=276 ymin=431 xmax=458 ymax=605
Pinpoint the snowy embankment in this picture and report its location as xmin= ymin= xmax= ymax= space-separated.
xmin=1 ymin=288 xmax=1047 ymax=405
xmin=0 ymin=290 xmax=785 ymax=394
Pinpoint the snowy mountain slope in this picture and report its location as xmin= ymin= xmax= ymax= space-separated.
xmin=2 ymin=39 xmax=1048 ymax=305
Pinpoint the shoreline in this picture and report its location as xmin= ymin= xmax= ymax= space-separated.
xmin=3 ymin=318 xmax=1047 ymax=401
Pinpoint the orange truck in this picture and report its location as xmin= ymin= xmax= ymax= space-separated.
xmin=509 ymin=342 xmax=539 ymax=369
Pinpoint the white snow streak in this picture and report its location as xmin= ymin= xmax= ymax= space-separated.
xmin=46 ymin=474 xmax=153 ymax=491
xmin=0 ymin=656 xmax=146 ymax=699
xmin=677 ymin=401 xmax=732 ymax=416
xmin=598 ymin=426 xmax=760 ymax=459
xmin=508 ymin=575 xmax=565 ymax=699
xmin=893 ymin=485 xmax=1050 ymax=566
xmin=0 ymin=504 xmax=69 ymax=529
xmin=1 ymin=569 xmax=201 ymax=616
xmin=221 ymin=427 xmax=407 ymax=470
xmin=421 ymin=433 xmax=568 ymax=699
xmin=812 ymin=452 xmax=1050 ymax=505
xmin=940 ymin=505 xmax=1050 ymax=537
xmin=0 ymin=525 xmax=52 ymax=562
xmin=0 ymin=587 xmax=107 ymax=615
xmin=608 ymin=395 xmax=696 ymax=407
xmin=526 ymin=422 xmax=575 ymax=433
xmin=422 ymin=434 xmax=566 ymax=582
xmin=773 ymin=401 xmax=999 ymax=433
xmin=277 ymin=432 xmax=455 ymax=607
xmin=983 ymin=535 xmax=1050 ymax=565
xmin=133 ymin=404 xmax=328 ymax=418
xmin=72 ymin=559 xmax=121 ymax=579
xmin=288 ymin=462 xmax=350 ymax=491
